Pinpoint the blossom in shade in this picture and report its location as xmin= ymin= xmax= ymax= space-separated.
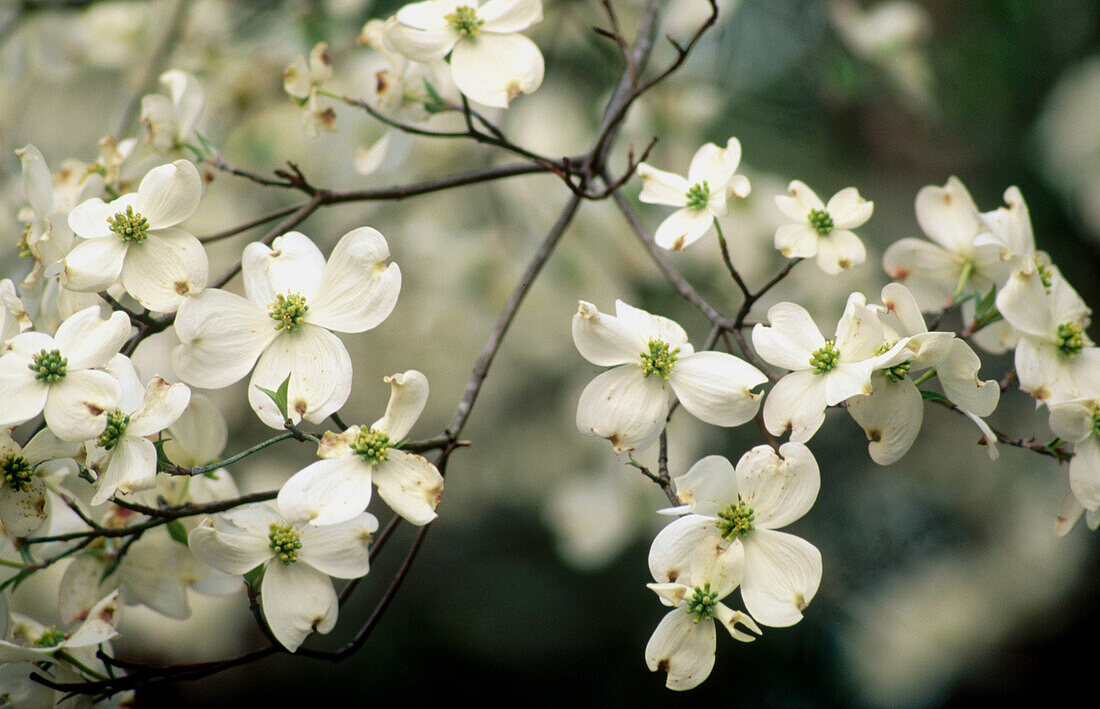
xmin=0 ymin=429 xmax=79 ymax=537
xmin=636 ymin=137 xmax=751 ymax=251
xmin=172 ymin=228 xmax=401 ymax=429
xmin=573 ymin=300 xmax=767 ymax=454
xmin=774 ymin=181 xmax=872 ymax=274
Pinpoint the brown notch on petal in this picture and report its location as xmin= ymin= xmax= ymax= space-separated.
xmin=84 ymin=402 xmax=105 ymax=417
xmin=657 ymin=659 xmax=670 ymax=673
xmin=293 ymin=399 xmax=309 ymax=416
xmin=174 ymin=281 xmax=192 ymax=295
xmin=867 ymin=429 xmax=881 ymax=443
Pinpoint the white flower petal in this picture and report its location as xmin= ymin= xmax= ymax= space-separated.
xmin=915 ymin=176 xmax=984 ymax=254
xmin=881 ymin=238 xmax=959 ymax=309
xmin=128 ymin=377 xmax=190 ymax=436
xmin=1048 ymin=401 xmax=1094 ymax=443
xmin=637 ymin=163 xmax=690 ymax=207
xmin=846 ymin=373 xmax=924 ymax=465
xmin=815 ymin=228 xmax=866 ymax=274
xmin=648 ymin=514 xmax=713 ymax=584
xmin=736 ymin=442 xmax=820 ymax=528
xmin=374 ymin=450 xmax=444 ymax=525
xmin=742 ymin=528 xmax=821 ymax=627
xmin=774 ymin=223 xmax=819 ymax=259
xmin=752 ymin=302 xmax=824 ymax=370
xmin=300 ymin=512 xmax=378 ymax=578
xmin=63 ymin=591 xmax=121 ymax=648
xmin=91 ymin=436 xmax=157 ymax=505
xmin=1056 ymin=491 xmax=1085 ymax=537
xmin=996 ymin=265 xmax=1054 ymax=339
xmin=572 ymin=301 xmax=648 ymax=367
xmin=396 ymin=0 xmax=461 ymax=30
xmin=62 ymin=237 xmax=127 ymax=293
xmin=0 ymin=478 xmax=49 ymax=537
xmin=277 ymin=456 xmax=374 ymax=526
xmin=164 ymin=393 xmax=227 ymax=467
xmin=669 ymin=351 xmax=765 ymax=427
xmin=172 ymin=289 xmax=276 ymax=389
xmin=43 ymin=370 xmax=121 ymax=441
xmin=371 ymin=370 xmax=429 ymax=440
xmin=134 ymin=160 xmax=202 ymax=229
xmin=54 ymin=306 xmax=131 ymax=370
xmin=450 ymin=32 xmax=544 ymax=108
xmin=59 ymin=554 xmax=113 ymax=627
xmin=188 ymin=516 xmax=273 ymax=575
xmin=119 ymin=228 xmax=208 ymax=312
xmin=614 ymin=300 xmax=691 ymax=351
xmin=67 ymin=197 xmax=117 ymax=240
xmin=762 ymin=370 xmax=827 ymax=443
xmin=243 ymin=232 xmax=327 ymax=306
xmin=936 ymin=339 xmax=999 ymax=416
xmin=307 ymin=227 xmax=401 ymax=333
xmin=670 ymin=455 xmax=738 ymax=514
xmin=479 ymin=0 xmax=543 ymax=32
xmin=261 ymin=561 xmax=338 ymax=652
xmin=383 ymin=17 xmax=457 ymax=62
xmin=1070 ymin=438 xmax=1100 ymax=510
xmin=653 ymin=207 xmax=714 ymax=251
xmin=0 ymin=355 xmax=47 ymax=428
xmin=826 ymin=187 xmax=873 ymax=229
xmin=576 ymin=365 xmax=667 ymax=453
xmin=17 ymin=145 xmax=53 ymax=217
xmin=247 ymin=325 xmax=352 ymax=428
xmin=686 ymin=140 xmax=736 ymax=190
xmin=777 ymin=180 xmax=824 ymax=218
xmin=644 ymin=606 xmax=716 ymax=691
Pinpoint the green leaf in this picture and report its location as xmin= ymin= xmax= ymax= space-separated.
xmin=255 ymin=374 xmax=292 ymax=421
xmin=166 ymin=519 xmax=189 ymax=547
xmin=154 ymin=434 xmax=175 ymax=472
xmin=422 ymin=79 xmax=448 ymax=114
xmin=919 ymin=389 xmax=950 ymax=403
xmin=244 ymin=563 xmax=265 ymax=590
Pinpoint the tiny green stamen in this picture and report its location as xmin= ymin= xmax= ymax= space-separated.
xmin=808 ymin=208 xmax=834 ymax=235
xmin=29 ymin=349 xmax=67 ymax=383
xmin=107 ymin=205 xmax=149 ymax=244
xmin=716 ymin=499 xmax=755 ymax=539
xmin=1034 ymin=256 xmax=1053 ymax=293
xmin=269 ymin=292 xmax=309 ymax=332
xmin=687 ymin=583 xmax=719 ymax=623
xmin=97 ymin=409 xmax=131 ymax=450
xmin=18 ymin=226 xmax=32 ymax=258
xmin=446 ymin=5 xmax=484 ymax=37
xmin=874 ymin=341 xmax=911 ymax=382
xmin=685 ymin=181 xmax=710 ymax=211
xmin=809 ymin=340 xmax=840 ymax=375
xmin=351 ymin=427 xmax=392 ymax=465
xmin=268 ymin=522 xmax=303 ymax=564
xmin=1 ymin=455 xmax=33 ymax=493
xmin=639 ymin=339 xmax=679 ymax=380
xmin=32 ymin=627 xmax=66 ymax=649
xmin=1057 ymin=322 xmax=1086 ymax=358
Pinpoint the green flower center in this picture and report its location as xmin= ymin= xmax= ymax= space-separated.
xmin=18 ymin=227 xmax=32 ymax=258
xmin=269 ymin=292 xmax=309 ymax=332
xmin=32 ymin=627 xmax=66 ymax=649
xmin=808 ymin=208 xmax=834 ymax=235
xmin=716 ymin=499 xmax=755 ymax=540
xmin=874 ymin=341 xmax=911 ymax=382
xmin=446 ymin=5 xmax=484 ymax=37
xmin=640 ymin=339 xmax=679 ymax=380
xmin=1034 ymin=255 xmax=1053 ymax=293
xmin=687 ymin=583 xmax=719 ymax=623
xmin=685 ymin=181 xmax=710 ymax=211
xmin=1092 ymin=405 xmax=1100 ymax=438
xmin=351 ymin=427 xmax=392 ymax=465
xmin=97 ymin=409 xmax=131 ymax=450
xmin=1057 ymin=322 xmax=1086 ymax=358
xmin=1 ymin=455 xmax=33 ymax=493
xmin=268 ymin=522 xmax=303 ymax=564
xmin=809 ymin=340 xmax=840 ymax=375
xmin=29 ymin=349 xmax=67 ymax=383
xmin=107 ymin=205 xmax=149 ymax=244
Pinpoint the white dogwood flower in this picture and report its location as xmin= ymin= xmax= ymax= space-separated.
xmin=636 ymin=137 xmax=751 ymax=251
xmin=0 ymin=429 xmax=79 ymax=538
xmin=645 ymin=535 xmax=760 ymax=691
xmin=385 ymin=0 xmax=544 ymax=108
xmin=573 ymin=300 xmax=767 ymax=453
xmin=1049 ymin=400 xmax=1100 ymax=512
xmin=774 ymin=181 xmax=872 ymax=274
xmin=278 ymin=370 xmax=444 ymax=526
xmin=140 ymin=70 xmax=205 ymax=152
xmin=172 ymin=228 xmax=401 ymax=429
xmin=189 ymin=502 xmax=378 ymax=652
xmin=64 ymin=159 xmax=208 ymax=313
xmin=0 ymin=306 xmax=129 ymax=441
xmin=649 ymin=444 xmax=822 ymax=628
xmin=752 ymin=296 xmax=907 ymax=443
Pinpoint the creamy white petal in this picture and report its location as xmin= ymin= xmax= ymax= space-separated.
xmin=44 ymin=370 xmax=121 ymax=441
xmin=0 ymin=478 xmax=49 ymax=537
xmin=383 ymin=17 xmax=457 ymax=62
xmin=823 ymin=360 xmax=875 ymax=405
xmin=247 ymin=325 xmax=352 ymax=428
xmin=880 ymin=283 xmax=928 ymax=337
xmin=300 ymin=512 xmax=378 ymax=578
xmin=277 ymin=456 xmax=374 ymax=526
xmin=68 ymin=197 xmax=123 ymax=240
xmin=244 ymin=232 xmax=327 ymax=306
xmin=261 ymin=560 xmax=338 ymax=652
xmin=450 ymin=33 xmax=544 ymax=108
xmin=374 ymin=450 xmax=444 ymax=525
xmin=1070 ymin=437 xmax=1100 ymax=510
xmin=774 ymin=223 xmax=819 ymax=259
xmin=188 ymin=517 xmax=273 ymax=575
xmin=396 ymin=0 xmax=463 ymax=30
xmin=1056 ymin=491 xmax=1085 ymax=537
xmin=614 ymin=300 xmax=691 ymax=351
xmin=91 ymin=436 xmax=157 ymax=505
xmin=846 ymin=374 xmax=923 ymax=465
xmin=881 ymin=238 xmax=958 ymax=308
xmin=762 ymin=370 xmax=827 ymax=442
xmin=1048 ymin=401 xmax=1095 ymax=442
xmin=21 ymin=427 xmax=81 ymax=464
xmin=0 ymin=355 xmax=48 ymax=428
xmin=59 ymin=554 xmax=114 ymax=626
xmin=63 ymin=590 xmax=120 ymax=648
xmin=996 ymin=266 xmax=1054 ymax=339
xmin=653 ymin=207 xmax=714 ymax=251
xmin=827 ymin=187 xmax=873 ymax=229
xmin=572 ymin=301 xmax=648 ymax=367
xmin=479 ymin=0 xmax=543 ymax=32
xmin=775 ymin=180 xmax=824 ymax=219
xmin=172 ymin=289 xmax=276 ymax=389
xmin=162 ymin=69 xmax=205 ymax=140
xmin=741 ymin=528 xmax=821 ymax=627
xmin=54 ymin=306 xmax=130 ymax=370
xmin=688 ymin=534 xmax=744 ymax=599
xmin=648 ymin=514 xmax=714 ymax=584
xmin=670 ymin=455 xmax=738 ymax=514
xmin=669 ymin=351 xmax=765 ymax=427
xmin=736 ymin=442 xmax=819 ymax=528
xmin=307 ymin=227 xmax=401 ymax=333
xmin=17 ymin=145 xmax=53 ymax=217
xmin=135 ymin=160 xmax=202 ymax=229
xmin=936 ymin=339 xmax=999 ymax=416
xmin=915 ymin=176 xmax=984 ymax=254
xmin=686 ymin=141 xmax=735 ymax=190
xmin=645 ymin=606 xmax=716 ymax=691
xmin=835 ymin=295 xmax=884 ymax=362
xmin=637 ymin=163 xmax=690 ymax=207
xmin=62 ymin=237 xmax=127 ymax=293
xmin=128 ymin=377 xmax=190 ymax=437
xmin=164 ymin=393 xmax=226 ymax=466
xmin=815 ymin=228 xmax=866 ymax=274
xmin=713 ymin=604 xmax=761 ymax=642
xmin=576 ymin=365 xmax=667 ymax=453
xmin=119 ymin=228 xmax=208 ymax=312
xmin=752 ymin=302 xmax=824 ymax=370
xmin=372 ymin=370 xmax=429 ymax=440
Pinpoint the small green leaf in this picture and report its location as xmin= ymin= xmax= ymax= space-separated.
xmin=154 ymin=434 xmax=175 ymax=472
xmin=167 ymin=520 xmax=189 ymax=547
xmin=422 ymin=79 xmax=448 ymax=114
xmin=256 ymin=374 xmax=292 ymax=421
xmin=919 ymin=389 xmax=950 ymax=403
xmin=244 ymin=563 xmax=265 ymax=590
